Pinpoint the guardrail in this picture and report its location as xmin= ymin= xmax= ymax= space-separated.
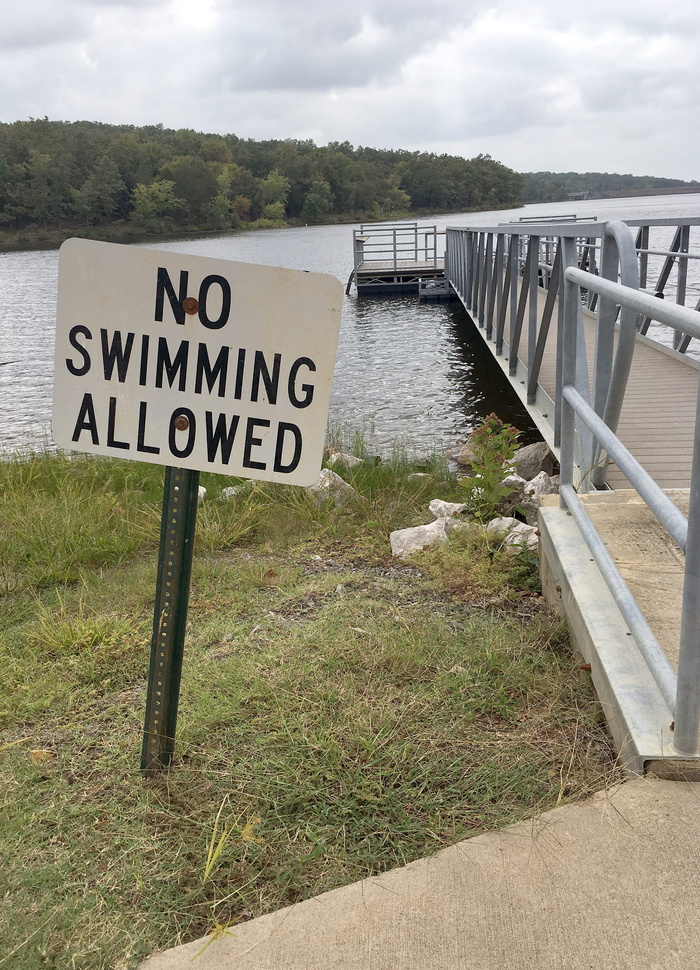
xmin=445 ymin=218 xmax=700 ymax=758
xmin=353 ymin=223 xmax=442 ymax=275
xmin=559 ymin=252 xmax=700 ymax=756
xmin=445 ymin=219 xmax=700 ymax=477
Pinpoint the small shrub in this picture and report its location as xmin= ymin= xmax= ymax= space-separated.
xmin=459 ymin=413 xmax=521 ymax=521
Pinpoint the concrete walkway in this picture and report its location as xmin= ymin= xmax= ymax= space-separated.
xmin=140 ymin=776 xmax=700 ymax=970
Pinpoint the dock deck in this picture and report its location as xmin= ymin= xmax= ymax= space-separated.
xmin=352 ymin=223 xmax=446 ymax=294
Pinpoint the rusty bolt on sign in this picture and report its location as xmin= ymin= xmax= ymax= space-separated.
xmin=174 ymin=414 xmax=190 ymax=431
xmin=182 ymin=297 xmax=199 ymax=315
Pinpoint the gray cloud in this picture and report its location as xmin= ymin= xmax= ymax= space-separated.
xmin=0 ymin=0 xmax=699 ymax=179
xmin=207 ymin=0 xmax=479 ymax=93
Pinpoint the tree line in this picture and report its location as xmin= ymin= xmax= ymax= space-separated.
xmin=523 ymin=170 xmax=698 ymax=203
xmin=0 ymin=118 xmax=523 ymax=237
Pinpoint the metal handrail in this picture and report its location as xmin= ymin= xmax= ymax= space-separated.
xmin=559 ymin=296 xmax=700 ymax=757
xmin=445 ymin=217 xmax=700 ymax=757
xmin=353 ymin=224 xmax=442 ymax=273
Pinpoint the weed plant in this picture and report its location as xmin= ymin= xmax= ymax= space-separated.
xmin=458 ymin=413 xmax=522 ymax=521
xmin=0 ymin=445 xmax=619 ymax=969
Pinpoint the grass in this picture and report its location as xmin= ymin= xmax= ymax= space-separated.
xmin=0 ymin=446 xmax=620 ymax=969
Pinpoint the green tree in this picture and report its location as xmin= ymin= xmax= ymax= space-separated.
xmin=129 ymin=179 xmax=185 ymax=228
xmin=71 ymin=155 xmax=126 ymax=225
xmin=159 ymin=154 xmax=218 ymax=221
xmin=262 ymin=201 xmax=286 ymax=220
xmin=232 ymin=194 xmax=251 ymax=220
xmin=302 ymin=178 xmax=332 ymax=223
xmin=216 ymin=163 xmax=263 ymax=219
xmin=261 ymin=169 xmax=290 ymax=207
xmin=200 ymin=136 xmax=233 ymax=165
xmin=209 ymin=192 xmax=235 ymax=228
xmin=108 ymin=133 xmax=159 ymax=193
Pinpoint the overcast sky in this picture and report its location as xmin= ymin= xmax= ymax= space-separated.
xmin=2 ymin=0 xmax=699 ymax=180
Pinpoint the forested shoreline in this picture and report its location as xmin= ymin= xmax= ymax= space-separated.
xmin=1 ymin=119 xmax=698 ymax=251
xmin=0 ymin=118 xmax=523 ymax=248
xmin=523 ymin=170 xmax=699 ymax=203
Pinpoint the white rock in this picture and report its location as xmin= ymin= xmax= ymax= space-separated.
xmin=455 ymin=442 xmax=477 ymax=468
xmin=487 ymin=516 xmax=520 ymax=534
xmin=513 ymin=441 xmax=557 ymax=480
xmin=308 ymin=468 xmax=358 ymax=505
xmin=390 ymin=518 xmax=449 ymax=558
xmin=428 ymin=499 xmax=468 ymax=519
xmin=326 ymin=452 xmax=363 ymax=468
xmin=525 ymin=470 xmax=555 ymax=493
xmin=521 ymin=471 xmax=558 ymax=523
xmin=499 ymin=473 xmax=527 ymax=491
xmin=504 ymin=522 xmax=539 ymax=551
xmin=198 ymin=486 xmax=207 ymax=503
xmin=220 ymin=486 xmax=241 ymax=500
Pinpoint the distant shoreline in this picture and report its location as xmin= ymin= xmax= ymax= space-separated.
xmin=523 ymin=186 xmax=700 ymax=205
xmin=0 ymin=205 xmax=519 ymax=255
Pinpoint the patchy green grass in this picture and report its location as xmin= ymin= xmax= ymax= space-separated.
xmin=0 ymin=449 xmax=619 ymax=969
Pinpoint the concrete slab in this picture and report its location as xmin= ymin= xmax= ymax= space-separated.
xmin=139 ymin=777 xmax=700 ymax=970
xmin=538 ymin=502 xmax=678 ymax=773
xmin=538 ymin=491 xmax=698 ymax=771
xmin=575 ymin=490 xmax=688 ymax=670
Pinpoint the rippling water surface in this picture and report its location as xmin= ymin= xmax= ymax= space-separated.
xmin=2 ymin=194 xmax=700 ymax=456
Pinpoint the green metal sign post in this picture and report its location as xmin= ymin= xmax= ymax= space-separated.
xmin=141 ymin=465 xmax=200 ymax=774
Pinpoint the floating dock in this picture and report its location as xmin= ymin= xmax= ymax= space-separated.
xmin=351 ymin=223 xmax=448 ymax=295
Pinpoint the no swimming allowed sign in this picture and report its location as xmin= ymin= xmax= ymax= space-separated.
xmin=53 ymin=238 xmax=343 ymax=485
xmin=53 ymin=239 xmax=343 ymax=773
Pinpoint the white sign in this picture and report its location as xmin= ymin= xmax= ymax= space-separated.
xmin=53 ymin=239 xmax=343 ymax=485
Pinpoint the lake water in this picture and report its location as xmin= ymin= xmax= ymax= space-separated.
xmin=2 ymin=194 xmax=700 ymax=458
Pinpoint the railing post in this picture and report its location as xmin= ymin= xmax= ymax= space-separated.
xmin=637 ymin=225 xmax=649 ymax=292
xmin=589 ymin=230 xmax=620 ymax=486
xmin=509 ymin=234 xmax=519 ymax=362
xmin=474 ymin=233 xmax=484 ymax=320
xmin=528 ymin=246 xmax=561 ymax=406
xmin=593 ymin=232 xmax=618 ymax=419
xmin=528 ymin=234 xmax=540 ymax=379
xmin=487 ymin=234 xmax=503 ymax=341
xmin=496 ymin=234 xmax=514 ymax=356
xmin=480 ymin=233 xmax=493 ymax=330
xmin=674 ymin=224 xmax=690 ymax=350
xmin=559 ymin=237 xmax=579 ymax=503
xmin=554 ymin=248 xmax=565 ymax=449
xmin=467 ymin=232 xmax=475 ymax=310
xmin=640 ymin=225 xmax=682 ymax=334
xmin=674 ymin=376 xmax=700 ymax=755
xmin=586 ymin=237 xmax=598 ymax=310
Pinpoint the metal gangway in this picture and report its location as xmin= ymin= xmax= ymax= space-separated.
xmin=444 ymin=217 xmax=700 ymax=774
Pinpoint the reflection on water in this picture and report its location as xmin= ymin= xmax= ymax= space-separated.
xmin=331 ymin=294 xmax=540 ymax=452
xmin=0 ymin=250 xmax=58 ymax=451
xmin=3 ymin=194 xmax=700 ymax=456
